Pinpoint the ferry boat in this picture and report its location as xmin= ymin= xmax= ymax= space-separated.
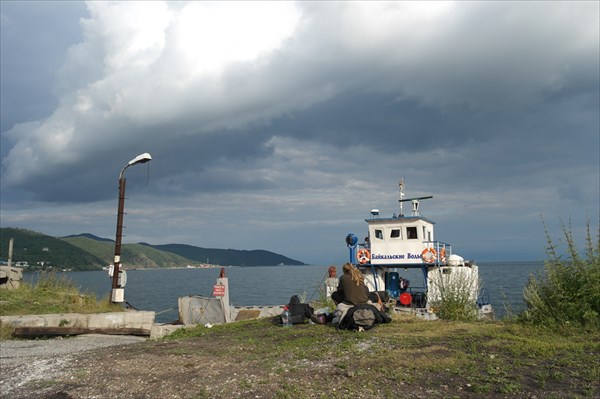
xmin=344 ymin=179 xmax=494 ymax=320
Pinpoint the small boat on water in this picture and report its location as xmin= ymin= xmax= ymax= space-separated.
xmin=345 ymin=179 xmax=494 ymax=320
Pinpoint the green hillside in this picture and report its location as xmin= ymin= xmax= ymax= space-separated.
xmin=0 ymin=228 xmax=105 ymax=271
xmin=62 ymin=236 xmax=191 ymax=269
xmin=61 ymin=235 xmax=114 ymax=262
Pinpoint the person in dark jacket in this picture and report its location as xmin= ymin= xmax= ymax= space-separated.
xmin=287 ymin=295 xmax=323 ymax=324
xmin=331 ymin=262 xmax=369 ymax=306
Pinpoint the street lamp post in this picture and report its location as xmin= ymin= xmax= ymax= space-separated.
xmin=111 ymin=152 xmax=152 ymax=303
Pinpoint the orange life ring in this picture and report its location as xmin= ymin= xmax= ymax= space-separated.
xmin=357 ymin=249 xmax=371 ymax=264
xmin=439 ymin=248 xmax=447 ymax=264
xmin=421 ymin=247 xmax=437 ymax=264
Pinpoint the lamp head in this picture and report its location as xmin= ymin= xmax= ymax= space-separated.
xmin=128 ymin=152 xmax=152 ymax=166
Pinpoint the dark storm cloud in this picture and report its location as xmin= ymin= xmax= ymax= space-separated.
xmin=1 ymin=1 xmax=597 ymax=263
xmin=0 ymin=1 xmax=87 ymax=133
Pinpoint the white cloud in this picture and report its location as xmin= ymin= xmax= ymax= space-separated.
xmin=174 ymin=2 xmax=301 ymax=75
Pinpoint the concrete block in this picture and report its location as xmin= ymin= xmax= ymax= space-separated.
xmin=150 ymin=324 xmax=188 ymax=339
xmin=87 ymin=311 xmax=155 ymax=330
xmin=0 ymin=311 xmax=155 ymax=331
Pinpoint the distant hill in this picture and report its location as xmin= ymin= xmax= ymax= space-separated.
xmin=145 ymin=243 xmax=305 ymax=266
xmin=0 ymin=228 xmax=305 ymax=271
xmin=63 ymin=233 xmax=113 ymax=242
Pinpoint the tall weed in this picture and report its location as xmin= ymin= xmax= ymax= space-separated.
xmin=428 ymin=267 xmax=479 ymax=321
xmin=521 ymin=217 xmax=600 ymax=329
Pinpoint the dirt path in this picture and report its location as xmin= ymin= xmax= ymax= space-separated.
xmin=0 ymin=335 xmax=146 ymax=398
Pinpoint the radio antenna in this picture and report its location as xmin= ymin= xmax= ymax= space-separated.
xmin=399 ymin=178 xmax=405 ymax=216
xmin=398 ymin=178 xmax=432 ymax=216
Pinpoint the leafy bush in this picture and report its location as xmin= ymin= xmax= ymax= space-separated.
xmin=521 ymin=218 xmax=600 ymax=329
xmin=428 ymin=267 xmax=479 ymax=322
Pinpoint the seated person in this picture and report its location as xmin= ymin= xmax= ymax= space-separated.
xmin=331 ymin=262 xmax=369 ymax=306
xmin=287 ymin=295 xmax=323 ymax=324
xmin=331 ymin=263 xmax=369 ymax=325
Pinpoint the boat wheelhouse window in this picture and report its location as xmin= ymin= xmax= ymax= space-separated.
xmin=406 ymin=226 xmax=418 ymax=239
xmin=375 ymin=229 xmax=383 ymax=240
xmin=390 ymin=229 xmax=401 ymax=238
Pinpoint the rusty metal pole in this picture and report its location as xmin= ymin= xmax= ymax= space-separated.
xmin=111 ymin=176 xmax=127 ymax=294
xmin=109 ymin=153 xmax=152 ymax=304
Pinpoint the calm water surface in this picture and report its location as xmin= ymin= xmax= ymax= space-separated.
xmin=26 ymin=261 xmax=544 ymax=323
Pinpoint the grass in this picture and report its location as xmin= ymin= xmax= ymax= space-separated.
xmin=0 ymin=271 xmax=122 ymax=339
xmin=155 ymin=315 xmax=599 ymax=398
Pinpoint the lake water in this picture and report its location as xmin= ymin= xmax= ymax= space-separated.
xmin=25 ymin=261 xmax=544 ymax=323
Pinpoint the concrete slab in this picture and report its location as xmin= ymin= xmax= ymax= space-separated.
xmin=150 ymin=324 xmax=189 ymax=339
xmin=0 ymin=311 xmax=155 ymax=331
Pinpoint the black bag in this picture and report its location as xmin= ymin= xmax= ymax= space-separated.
xmin=288 ymin=295 xmax=323 ymax=324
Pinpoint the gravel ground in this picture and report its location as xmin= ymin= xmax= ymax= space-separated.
xmin=1 ymin=323 xmax=597 ymax=399
xmin=0 ymin=335 xmax=146 ymax=397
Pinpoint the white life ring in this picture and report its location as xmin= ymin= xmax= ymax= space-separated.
xmin=357 ymin=249 xmax=371 ymax=264
xmin=421 ymin=247 xmax=437 ymax=264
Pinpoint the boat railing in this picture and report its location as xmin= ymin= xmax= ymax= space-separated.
xmin=477 ymin=288 xmax=492 ymax=307
xmin=423 ymin=240 xmax=452 ymax=265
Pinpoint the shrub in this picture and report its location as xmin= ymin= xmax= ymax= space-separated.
xmin=521 ymin=218 xmax=600 ymax=329
xmin=428 ymin=267 xmax=479 ymax=322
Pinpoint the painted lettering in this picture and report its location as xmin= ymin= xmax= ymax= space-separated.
xmin=371 ymin=254 xmax=406 ymax=260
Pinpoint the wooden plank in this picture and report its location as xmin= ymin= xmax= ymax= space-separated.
xmin=235 ymin=309 xmax=261 ymax=321
xmin=12 ymin=326 xmax=151 ymax=337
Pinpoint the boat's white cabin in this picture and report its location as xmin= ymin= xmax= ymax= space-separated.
xmin=365 ymin=216 xmax=437 ymax=266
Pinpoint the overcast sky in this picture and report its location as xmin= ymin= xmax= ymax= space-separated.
xmin=1 ymin=1 xmax=598 ymax=265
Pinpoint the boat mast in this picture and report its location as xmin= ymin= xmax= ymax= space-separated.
xmin=398 ymin=178 xmax=433 ymax=217
xmin=399 ymin=178 xmax=405 ymax=217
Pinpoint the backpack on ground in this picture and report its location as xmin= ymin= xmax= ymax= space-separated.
xmin=352 ymin=308 xmax=376 ymax=328
xmin=338 ymin=303 xmax=391 ymax=331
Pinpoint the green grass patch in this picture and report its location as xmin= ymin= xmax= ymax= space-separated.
xmin=159 ymin=316 xmax=599 ymax=398
xmin=0 ymin=271 xmax=122 ymax=338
